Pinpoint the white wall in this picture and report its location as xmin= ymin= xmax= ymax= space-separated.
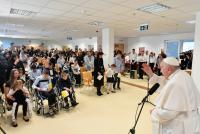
xmin=66 ymin=37 xmax=98 ymax=51
xmin=0 ymin=37 xmax=50 ymax=49
xmin=192 ymin=12 xmax=200 ymax=92
xmin=125 ymin=33 xmax=194 ymax=55
xmin=0 ymin=37 xmax=71 ymax=50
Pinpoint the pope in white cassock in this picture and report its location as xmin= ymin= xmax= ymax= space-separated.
xmin=142 ymin=57 xmax=200 ymax=134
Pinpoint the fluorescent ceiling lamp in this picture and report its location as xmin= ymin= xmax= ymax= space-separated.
xmin=10 ymin=8 xmax=37 ymax=16
xmin=6 ymin=23 xmax=24 ymax=28
xmin=137 ymin=3 xmax=171 ymax=13
xmin=186 ymin=20 xmax=196 ymax=24
xmin=0 ymin=34 xmax=48 ymax=39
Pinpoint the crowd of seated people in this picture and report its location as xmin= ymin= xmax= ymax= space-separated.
xmin=2 ymin=44 xmax=187 ymax=128
xmin=0 ymin=45 xmax=127 ymax=127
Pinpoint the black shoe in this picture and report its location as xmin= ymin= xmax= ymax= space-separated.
xmin=49 ymin=109 xmax=55 ymax=116
xmin=117 ymin=87 xmax=121 ymax=90
xmin=53 ymin=107 xmax=58 ymax=114
xmin=11 ymin=120 xmax=18 ymax=127
xmin=37 ymin=108 xmax=41 ymax=114
xmin=97 ymin=93 xmax=102 ymax=96
xmin=23 ymin=116 xmax=29 ymax=122
xmin=65 ymin=103 xmax=70 ymax=109
xmin=111 ymin=91 xmax=116 ymax=93
xmin=72 ymin=102 xmax=79 ymax=107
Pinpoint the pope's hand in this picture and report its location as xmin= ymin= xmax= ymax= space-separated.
xmin=142 ymin=63 xmax=154 ymax=77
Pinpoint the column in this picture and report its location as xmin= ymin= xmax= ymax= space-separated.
xmin=192 ymin=11 xmax=200 ymax=92
xmin=102 ymin=28 xmax=114 ymax=68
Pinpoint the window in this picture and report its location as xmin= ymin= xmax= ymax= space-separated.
xmin=182 ymin=41 xmax=194 ymax=52
xmin=165 ymin=40 xmax=180 ymax=58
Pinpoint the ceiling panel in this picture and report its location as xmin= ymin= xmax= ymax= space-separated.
xmin=177 ymin=4 xmax=200 ymax=14
xmin=0 ymin=0 xmax=12 ymax=7
xmin=12 ymin=2 xmax=42 ymax=12
xmin=105 ymin=5 xmax=132 ymax=14
xmin=13 ymin=0 xmax=50 ymax=6
xmin=0 ymin=7 xmax=10 ymax=16
xmin=102 ymin=0 xmax=127 ymax=4
xmin=121 ymin=0 xmax=155 ymax=9
xmin=55 ymin=0 xmax=89 ymax=5
xmin=0 ymin=0 xmax=197 ymax=40
xmin=81 ymin=0 xmax=117 ymax=10
xmin=44 ymin=1 xmax=76 ymax=11
xmin=39 ymin=8 xmax=66 ymax=15
xmin=70 ymin=6 xmax=99 ymax=15
xmin=153 ymin=0 xmax=200 ymax=8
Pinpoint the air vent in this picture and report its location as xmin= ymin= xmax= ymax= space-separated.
xmin=10 ymin=8 xmax=37 ymax=16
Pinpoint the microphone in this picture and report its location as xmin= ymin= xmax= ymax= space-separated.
xmin=148 ymin=83 xmax=160 ymax=95
xmin=139 ymin=83 xmax=160 ymax=105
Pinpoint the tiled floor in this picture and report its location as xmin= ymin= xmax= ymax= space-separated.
xmin=0 ymin=77 xmax=155 ymax=134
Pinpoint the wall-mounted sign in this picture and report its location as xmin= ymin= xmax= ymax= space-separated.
xmin=140 ymin=24 xmax=149 ymax=31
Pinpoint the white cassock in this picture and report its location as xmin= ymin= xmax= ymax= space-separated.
xmin=149 ymin=69 xmax=200 ymax=134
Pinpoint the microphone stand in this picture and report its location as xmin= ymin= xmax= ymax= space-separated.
xmin=0 ymin=126 xmax=6 ymax=134
xmin=145 ymin=76 xmax=155 ymax=106
xmin=129 ymin=95 xmax=148 ymax=134
xmin=145 ymin=56 xmax=155 ymax=106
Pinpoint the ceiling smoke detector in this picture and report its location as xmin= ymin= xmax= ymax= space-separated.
xmin=10 ymin=8 xmax=37 ymax=16
xmin=88 ymin=21 xmax=105 ymax=27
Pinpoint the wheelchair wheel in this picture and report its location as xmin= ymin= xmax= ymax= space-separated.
xmin=55 ymin=96 xmax=61 ymax=112
xmin=32 ymin=94 xmax=39 ymax=112
xmin=72 ymin=93 xmax=76 ymax=102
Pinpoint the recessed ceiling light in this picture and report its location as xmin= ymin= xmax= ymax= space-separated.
xmin=137 ymin=3 xmax=171 ymax=14
xmin=10 ymin=8 xmax=37 ymax=16
xmin=186 ymin=20 xmax=196 ymax=24
xmin=0 ymin=34 xmax=48 ymax=39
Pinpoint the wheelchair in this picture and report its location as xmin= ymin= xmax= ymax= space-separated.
xmin=54 ymin=79 xmax=77 ymax=110
xmin=62 ymin=65 xmax=77 ymax=86
xmin=32 ymin=88 xmax=60 ymax=117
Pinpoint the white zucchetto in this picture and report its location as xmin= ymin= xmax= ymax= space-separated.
xmin=163 ymin=57 xmax=179 ymax=66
